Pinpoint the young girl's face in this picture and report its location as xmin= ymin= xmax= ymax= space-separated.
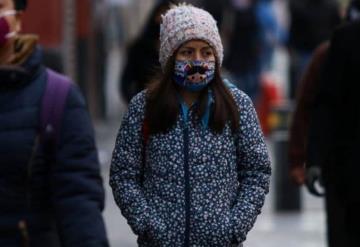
xmin=175 ymin=40 xmax=216 ymax=62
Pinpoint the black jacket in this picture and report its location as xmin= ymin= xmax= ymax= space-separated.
xmin=307 ymin=21 xmax=360 ymax=201
xmin=0 ymin=46 xmax=109 ymax=246
xmin=289 ymin=0 xmax=340 ymax=51
xmin=120 ymin=38 xmax=160 ymax=103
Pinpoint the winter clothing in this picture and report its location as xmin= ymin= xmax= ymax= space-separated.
xmin=120 ymin=38 xmax=160 ymax=103
xmin=173 ymin=60 xmax=216 ymax=91
xmin=307 ymin=21 xmax=360 ymax=246
xmin=288 ymin=41 xmax=329 ymax=170
xmin=120 ymin=1 xmax=169 ymax=103
xmin=255 ymin=0 xmax=279 ymax=71
xmin=159 ymin=4 xmax=224 ymax=70
xmin=288 ymin=0 xmax=341 ymax=99
xmin=288 ymin=0 xmax=340 ymax=52
xmin=223 ymin=3 xmax=262 ymax=101
xmin=110 ymin=84 xmax=271 ymax=246
xmin=0 ymin=35 xmax=108 ymax=247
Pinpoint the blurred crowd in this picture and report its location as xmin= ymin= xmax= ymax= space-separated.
xmin=1 ymin=0 xmax=360 ymax=246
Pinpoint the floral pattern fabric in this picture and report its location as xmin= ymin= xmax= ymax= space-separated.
xmin=110 ymin=85 xmax=271 ymax=247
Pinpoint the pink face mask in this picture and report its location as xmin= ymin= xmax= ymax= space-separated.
xmin=0 ymin=10 xmax=17 ymax=46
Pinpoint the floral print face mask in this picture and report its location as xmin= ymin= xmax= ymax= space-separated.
xmin=173 ymin=60 xmax=215 ymax=92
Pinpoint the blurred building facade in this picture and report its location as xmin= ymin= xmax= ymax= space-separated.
xmin=20 ymin=0 xmax=156 ymax=119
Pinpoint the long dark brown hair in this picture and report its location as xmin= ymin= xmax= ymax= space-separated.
xmin=145 ymin=56 xmax=240 ymax=135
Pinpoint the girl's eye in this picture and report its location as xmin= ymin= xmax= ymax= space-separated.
xmin=203 ymin=50 xmax=213 ymax=57
xmin=181 ymin=50 xmax=192 ymax=56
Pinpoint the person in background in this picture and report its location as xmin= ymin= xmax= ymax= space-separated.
xmin=307 ymin=19 xmax=360 ymax=247
xmin=289 ymin=0 xmax=360 ymax=188
xmin=223 ymin=0 xmax=262 ymax=101
xmin=287 ymin=0 xmax=340 ymax=99
xmin=255 ymin=0 xmax=279 ymax=72
xmin=288 ymin=41 xmax=329 ymax=186
xmin=202 ymin=0 xmax=230 ymax=29
xmin=288 ymin=0 xmax=360 ymax=245
xmin=0 ymin=0 xmax=109 ymax=246
xmin=110 ymin=3 xmax=271 ymax=246
xmin=120 ymin=1 xmax=172 ymax=104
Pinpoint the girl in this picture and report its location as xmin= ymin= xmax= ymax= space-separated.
xmin=110 ymin=3 xmax=271 ymax=247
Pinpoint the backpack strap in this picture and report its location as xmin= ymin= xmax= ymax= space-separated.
xmin=40 ymin=68 xmax=72 ymax=150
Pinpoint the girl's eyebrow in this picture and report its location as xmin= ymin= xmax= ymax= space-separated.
xmin=180 ymin=47 xmax=194 ymax=50
xmin=181 ymin=45 xmax=212 ymax=50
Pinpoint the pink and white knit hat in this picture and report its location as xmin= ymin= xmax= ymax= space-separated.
xmin=159 ymin=4 xmax=223 ymax=71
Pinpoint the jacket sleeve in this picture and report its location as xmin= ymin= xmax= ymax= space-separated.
xmin=232 ymin=92 xmax=271 ymax=243
xmin=307 ymin=27 xmax=346 ymax=169
xmin=109 ymin=92 xmax=152 ymax=236
xmin=51 ymin=85 xmax=109 ymax=247
xmin=288 ymin=42 xmax=329 ymax=169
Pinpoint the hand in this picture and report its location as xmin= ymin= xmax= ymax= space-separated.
xmin=289 ymin=165 xmax=306 ymax=185
xmin=305 ymin=166 xmax=325 ymax=197
xmin=146 ymin=213 xmax=168 ymax=244
xmin=208 ymin=212 xmax=234 ymax=245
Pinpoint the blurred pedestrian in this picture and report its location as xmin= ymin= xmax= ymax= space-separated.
xmin=224 ymin=0 xmax=262 ymax=101
xmin=120 ymin=1 xmax=172 ymax=104
xmin=289 ymin=0 xmax=360 ymax=187
xmin=202 ymin=0 xmax=230 ymax=29
xmin=110 ymin=3 xmax=271 ymax=247
xmin=0 ymin=0 xmax=109 ymax=246
xmin=288 ymin=42 xmax=329 ymax=186
xmin=287 ymin=0 xmax=340 ymax=99
xmin=307 ymin=6 xmax=360 ymax=247
xmin=255 ymin=0 xmax=280 ymax=72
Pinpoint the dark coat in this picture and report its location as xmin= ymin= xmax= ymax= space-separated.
xmin=0 ymin=47 xmax=109 ymax=246
xmin=120 ymin=38 xmax=160 ymax=103
xmin=119 ymin=1 xmax=168 ymax=104
xmin=288 ymin=0 xmax=340 ymax=51
xmin=224 ymin=5 xmax=261 ymax=75
xmin=289 ymin=42 xmax=329 ymax=169
xmin=307 ymin=21 xmax=360 ymax=200
xmin=110 ymin=86 xmax=271 ymax=246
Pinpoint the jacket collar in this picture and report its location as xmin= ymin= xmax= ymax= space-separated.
xmin=0 ymin=35 xmax=43 ymax=90
xmin=178 ymin=89 xmax=214 ymax=128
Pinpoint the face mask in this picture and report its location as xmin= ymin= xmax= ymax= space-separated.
xmin=0 ymin=10 xmax=17 ymax=47
xmin=173 ymin=60 xmax=216 ymax=92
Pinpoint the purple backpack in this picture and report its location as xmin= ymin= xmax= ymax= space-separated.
xmin=40 ymin=69 xmax=72 ymax=148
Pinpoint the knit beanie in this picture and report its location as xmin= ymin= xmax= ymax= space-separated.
xmin=159 ymin=3 xmax=223 ymax=71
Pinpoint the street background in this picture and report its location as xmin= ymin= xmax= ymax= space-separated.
xmin=22 ymin=0 xmax=345 ymax=246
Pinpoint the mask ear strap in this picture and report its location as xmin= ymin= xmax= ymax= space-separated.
xmin=5 ymin=31 xmax=17 ymax=39
xmin=0 ymin=10 xmax=17 ymax=18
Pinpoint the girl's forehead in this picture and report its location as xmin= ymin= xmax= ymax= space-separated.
xmin=179 ymin=40 xmax=212 ymax=49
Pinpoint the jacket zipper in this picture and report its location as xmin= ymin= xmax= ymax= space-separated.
xmin=183 ymin=124 xmax=191 ymax=247
xmin=26 ymin=135 xmax=40 ymax=208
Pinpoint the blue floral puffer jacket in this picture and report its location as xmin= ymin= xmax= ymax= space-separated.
xmin=110 ymin=85 xmax=271 ymax=247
